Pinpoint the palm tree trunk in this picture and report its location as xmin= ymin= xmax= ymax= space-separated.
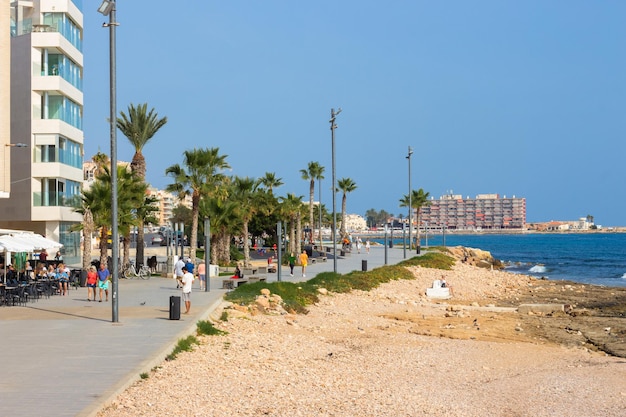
xmin=136 ymin=220 xmax=145 ymax=267
xmin=242 ymin=222 xmax=250 ymax=267
xmin=82 ymin=210 xmax=93 ymax=270
xmin=296 ymin=212 xmax=302 ymax=255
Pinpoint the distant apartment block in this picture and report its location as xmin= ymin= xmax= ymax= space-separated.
xmin=0 ymin=0 xmax=84 ymax=264
xmin=420 ymin=193 xmax=526 ymax=230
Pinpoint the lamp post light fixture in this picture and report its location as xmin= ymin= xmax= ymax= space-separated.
xmin=406 ymin=146 xmax=413 ymax=253
xmin=329 ymin=107 xmax=341 ymax=273
xmin=204 ymin=218 xmax=210 ymax=292
xmin=98 ymin=0 xmax=119 ymax=322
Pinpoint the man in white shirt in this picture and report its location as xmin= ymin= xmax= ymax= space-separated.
xmin=174 ymin=257 xmax=185 ymax=288
xmin=181 ymin=266 xmax=194 ymax=314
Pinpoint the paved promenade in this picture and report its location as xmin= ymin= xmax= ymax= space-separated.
xmin=0 ymin=245 xmax=411 ymax=417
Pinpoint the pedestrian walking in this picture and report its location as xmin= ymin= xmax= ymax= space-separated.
xmin=97 ymin=262 xmax=110 ymax=302
xmin=298 ymin=250 xmax=308 ymax=278
xmin=174 ymin=256 xmax=185 ymax=288
xmin=287 ymin=252 xmax=296 ymax=276
xmin=197 ymin=261 xmax=206 ymax=290
xmin=86 ymin=265 xmax=98 ymax=301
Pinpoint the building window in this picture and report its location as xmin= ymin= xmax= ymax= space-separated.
xmin=42 ymin=13 xmax=82 ymax=51
xmin=35 ymin=137 xmax=82 ymax=169
xmin=34 ymin=178 xmax=81 ymax=207
xmin=41 ymin=51 xmax=83 ymax=90
xmin=44 ymin=94 xmax=83 ymax=129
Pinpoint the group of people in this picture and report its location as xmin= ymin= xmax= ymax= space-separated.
xmin=174 ymin=257 xmax=206 ymax=314
xmin=85 ymin=263 xmax=111 ymax=302
xmin=286 ymin=250 xmax=309 ymax=277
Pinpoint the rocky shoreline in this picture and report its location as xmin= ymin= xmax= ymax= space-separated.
xmin=97 ymin=259 xmax=626 ymax=417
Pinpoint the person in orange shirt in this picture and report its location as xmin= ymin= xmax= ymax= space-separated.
xmin=298 ymin=250 xmax=308 ymax=278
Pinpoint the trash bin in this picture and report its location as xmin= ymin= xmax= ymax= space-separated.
xmin=79 ymin=270 xmax=88 ymax=287
xmin=416 ymin=245 xmax=421 ymax=254
xmin=389 ymin=240 xmax=393 ymax=248
xmin=361 ymin=260 xmax=367 ymax=272
xmin=169 ymin=296 xmax=181 ymax=320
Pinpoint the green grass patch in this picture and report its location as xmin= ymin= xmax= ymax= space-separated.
xmin=196 ymin=320 xmax=228 ymax=336
xmin=397 ymin=251 xmax=455 ymax=270
xmin=166 ymin=335 xmax=199 ymax=361
xmin=224 ymin=252 xmax=453 ymax=315
xmin=140 ymin=372 xmax=149 ymax=380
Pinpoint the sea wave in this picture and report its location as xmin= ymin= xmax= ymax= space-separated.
xmin=529 ymin=265 xmax=547 ymax=274
xmin=622 ymin=273 xmax=626 ymax=279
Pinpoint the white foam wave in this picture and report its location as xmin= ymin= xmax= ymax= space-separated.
xmin=529 ymin=265 xmax=547 ymax=273
xmin=621 ymin=273 xmax=626 ymax=279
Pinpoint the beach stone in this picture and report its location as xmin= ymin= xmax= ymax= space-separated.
xmin=517 ymin=304 xmax=565 ymax=315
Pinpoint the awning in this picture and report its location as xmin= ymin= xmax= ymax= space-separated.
xmin=0 ymin=236 xmax=36 ymax=252
xmin=0 ymin=233 xmax=63 ymax=252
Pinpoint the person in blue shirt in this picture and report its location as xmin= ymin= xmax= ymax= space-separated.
xmin=97 ymin=263 xmax=111 ymax=302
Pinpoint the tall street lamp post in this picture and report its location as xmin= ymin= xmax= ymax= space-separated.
xmin=98 ymin=0 xmax=119 ymax=323
xmin=406 ymin=146 xmax=413 ymax=253
xmin=329 ymin=108 xmax=341 ymax=273
xmin=204 ymin=218 xmax=210 ymax=292
xmin=318 ymin=178 xmax=323 ymax=253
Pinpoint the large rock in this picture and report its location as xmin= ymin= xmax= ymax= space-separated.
xmin=446 ymin=246 xmax=503 ymax=269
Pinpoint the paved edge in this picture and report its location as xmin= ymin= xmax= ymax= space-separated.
xmin=78 ymin=296 xmax=226 ymax=417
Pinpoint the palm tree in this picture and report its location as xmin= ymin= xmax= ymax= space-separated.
xmin=117 ymin=103 xmax=167 ymax=267
xmin=337 ymin=177 xmax=357 ymax=238
xmin=279 ymin=193 xmax=304 ymax=254
xmin=300 ymin=161 xmax=324 ymax=243
xmin=400 ymin=188 xmax=430 ymax=246
xmin=200 ymin=197 xmax=240 ymax=266
xmin=231 ymin=176 xmax=262 ymax=267
xmin=258 ymin=172 xmax=283 ymax=195
xmin=165 ymin=147 xmax=230 ymax=264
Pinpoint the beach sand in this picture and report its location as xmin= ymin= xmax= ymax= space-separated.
xmin=96 ymin=261 xmax=626 ymax=417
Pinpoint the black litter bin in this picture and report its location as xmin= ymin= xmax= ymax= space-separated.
xmin=362 ymin=260 xmax=367 ymax=272
xmin=80 ymin=270 xmax=88 ymax=287
xmin=389 ymin=240 xmax=393 ymax=248
xmin=416 ymin=245 xmax=421 ymax=254
xmin=169 ymin=296 xmax=181 ymax=320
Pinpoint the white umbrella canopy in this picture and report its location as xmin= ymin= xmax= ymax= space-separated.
xmin=10 ymin=233 xmax=63 ymax=251
xmin=0 ymin=235 xmax=36 ymax=252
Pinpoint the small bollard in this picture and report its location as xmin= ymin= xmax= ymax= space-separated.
xmin=362 ymin=259 xmax=367 ymax=272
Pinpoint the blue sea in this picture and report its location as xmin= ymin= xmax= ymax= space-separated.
xmin=371 ymin=233 xmax=626 ymax=287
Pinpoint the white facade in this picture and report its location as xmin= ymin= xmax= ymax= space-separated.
xmin=0 ymin=0 xmax=84 ymax=264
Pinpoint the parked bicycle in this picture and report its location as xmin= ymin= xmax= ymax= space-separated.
xmin=121 ymin=263 xmax=151 ymax=280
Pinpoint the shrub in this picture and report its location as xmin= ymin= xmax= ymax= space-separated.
xmin=197 ymin=320 xmax=227 ymax=336
xmin=166 ymin=335 xmax=199 ymax=361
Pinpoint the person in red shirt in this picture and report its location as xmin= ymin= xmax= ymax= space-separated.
xmin=86 ymin=265 xmax=98 ymax=301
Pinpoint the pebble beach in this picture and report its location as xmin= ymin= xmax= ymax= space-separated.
xmin=96 ymin=261 xmax=626 ymax=417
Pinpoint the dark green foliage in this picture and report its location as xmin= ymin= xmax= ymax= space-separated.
xmin=225 ymin=254 xmax=452 ymax=315
xmin=397 ymin=251 xmax=455 ymax=270
xmin=196 ymin=320 xmax=228 ymax=336
xmin=225 ymin=281 xmax=319 ymax=313
xmin=166 ymin=335 xmax=199 ymax=361
xmin=307 ymin=271 xmax=352 ymax=293
xmin=140 ymin=372 xmax=149 ymax=380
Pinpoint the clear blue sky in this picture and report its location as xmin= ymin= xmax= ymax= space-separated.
xmin=82 ymin=1 xmax=626 ymax=227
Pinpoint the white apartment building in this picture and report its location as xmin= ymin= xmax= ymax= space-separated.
xmin=0 ymin=0 xmax=84 ymax=264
